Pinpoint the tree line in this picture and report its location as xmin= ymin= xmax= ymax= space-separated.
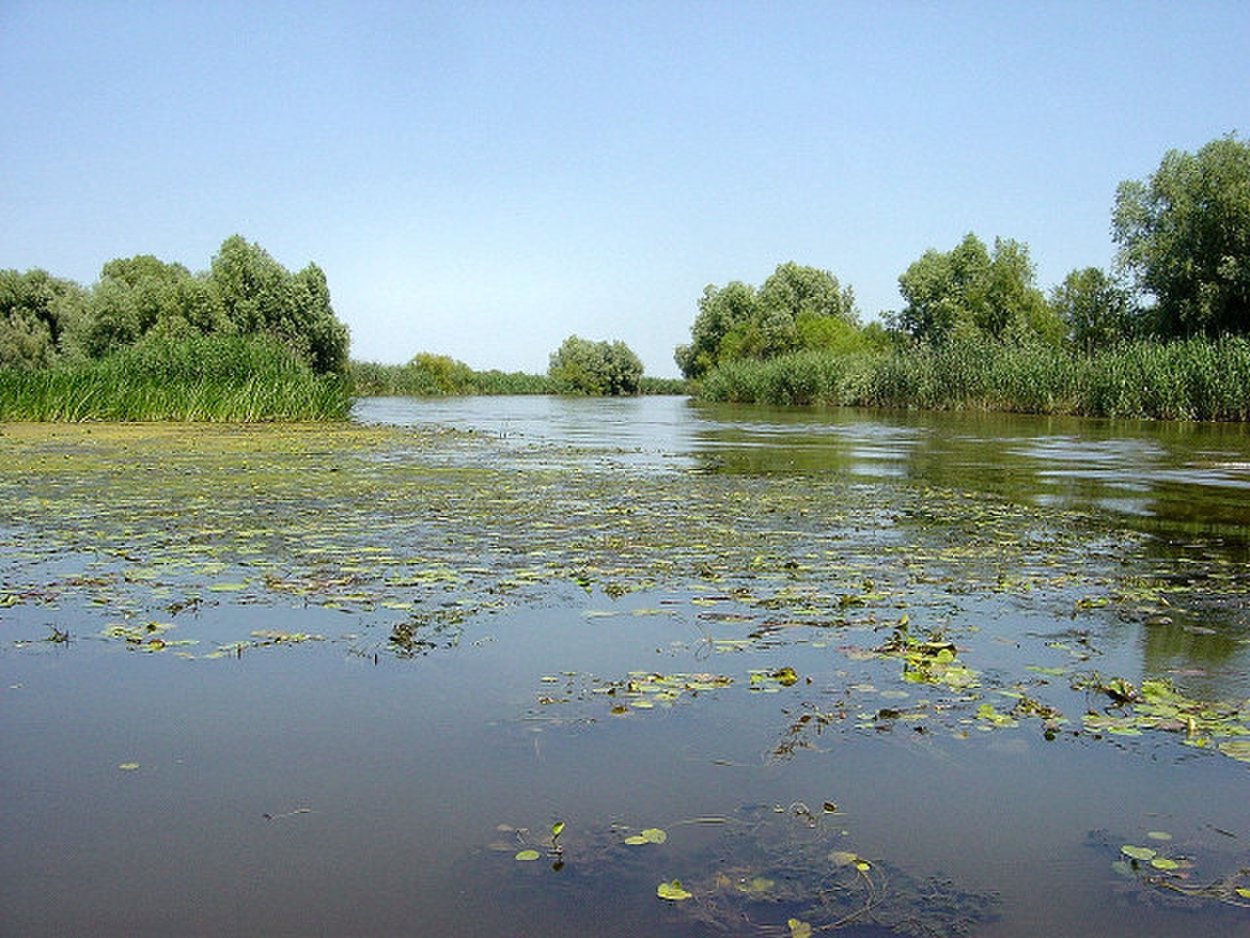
xmin=676 ymin=134 xmax=1250 ymax=379
xmin=1 ymin=235 xmax=350 ymax=376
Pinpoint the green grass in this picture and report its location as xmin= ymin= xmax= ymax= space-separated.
xmin=0 ymin=335 xmax=352 ymax=422
xmin=697 ymin=336 xmax=1250 ymax=421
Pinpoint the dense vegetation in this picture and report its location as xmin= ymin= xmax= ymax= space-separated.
xmin=1 ymin=236 xmax=352 ymax=420
xmin=351 ymin=349 xmax=686 ymax=397
xmin=685 ymin=133 xmax=1250 ymax=420
xmin=0 ymin=334 xmax=351 ymax=422
xmin=547 ymin=335 xmax=644 ymax=396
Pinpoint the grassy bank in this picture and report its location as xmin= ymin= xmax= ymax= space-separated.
xmin=698 ymin=336 xmax=1250 ymax=421
xmin=0 ymin=335 xmax=352 ymax=422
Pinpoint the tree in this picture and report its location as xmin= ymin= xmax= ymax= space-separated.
xmin=207 ymin=236 xmax=349 ymax=373
xmin=83 ymin=254 xmax=227 ymax=358
xmin=0 ymin=268 xmax=89 ymax=370
xmin=894 ymin=233 xmax=1061 ymax=345
xmin=675 ymin=262 xmax=859 ymax=378
xmin=548 ymin=335 xmax=643 ymax=395
xmin=1112 ymin=133 xmax=1250 ymax=337
xmin=1049 ymin=267 xmax=1134 ymax=351
xmin=675 ymin=280 xmax=758 ymax=379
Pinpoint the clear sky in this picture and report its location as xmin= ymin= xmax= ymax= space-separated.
xmin=2 ymin=1 xmax=1247 ymax=376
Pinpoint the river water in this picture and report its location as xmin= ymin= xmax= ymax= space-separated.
xmin=2 ymin=397 xmax=1248 ymax=937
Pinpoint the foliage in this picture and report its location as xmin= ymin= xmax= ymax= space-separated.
xmin=893 ymin=233 xmax=1062 ymax=345
xmin=4 ymin=236 xmax=350 ymax=378
xmin=697 ymin=335 xmax=1250 ymax=420
xmin=207 ymin=235 xmax=349 ymax=374
xmin=675 ymin=262 xmax=860 ymax=379
xmin=548 ymin=334 xmax=643 ymax=395
xmin=0 ymin=268 xmax=90 ymax=370
xmin=1113 ymin=133 xmax=1250 ymax=337
xmin=349 ymin=355 xmax=551 ymax=396
xmin=0 ymin=334 xmax=350 ymax=421
xmin=1050 ymin=266 xmax=1135 ymax=352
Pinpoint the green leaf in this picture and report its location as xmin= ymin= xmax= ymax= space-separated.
xmin=788 ymin=918 xmax=813 ymax=938
xmin=550 ymin=821 xmax=565 ymax=838
xmin=1150 ymin=857 xmax=1179 ymax=870
xmin=117 ymin=762 xmax=140 ymax=771
xmin=657 ymin=880 xmax=692 ymax=901
xmin=514 ymin=849 xmax=541 ymax=862
xmin=1121 ymin=845 xmax=1157 ymax=862
xmin=1236 ymin=887 xmax=1250 ymax=899
xmin=1146 ymin=831 xmax=1173 ymax=841
xmin=829 ymin=850 xmax=860 ymax=867
xmin=626 ymin=827 xmax=668 ymax=845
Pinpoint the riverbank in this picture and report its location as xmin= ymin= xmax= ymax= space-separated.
xmin=697 ymin=335 xmax=1250 ymax=421
xmin=0 ymin=335 xmax=351 ymax=421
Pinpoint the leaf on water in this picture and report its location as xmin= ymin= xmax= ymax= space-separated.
xmin=829 ymin=850 xmax=859 ymax=868
xmin=117 ymin=762 xmax=140 ymax=771
xmin=551 ymin=821 xmax=565 ymax=838
xmin=207 ymin=582 xmax=247 ymax=592
xmin=1150 ymin=857 xmax=1179 ymax=870
xmin=514 ymin=849 xmax=541 ymax=862
xmin=657 ymin=880 xmax=692 ymax=901
xmin=788 ymin=919 xmax=813 ymax=938
xmin=1217 ymin=739 xmax=1250 ymax=763
xmin=1236 ymin=887 xmax=1250 ymax=899
xmin=1121 ymin=845 xmax=1157 ymax=862
xmin=626 ymin=827 xmax=668 ymax=845
xmin=1146 ymin=831 xmax=1173 ymax=841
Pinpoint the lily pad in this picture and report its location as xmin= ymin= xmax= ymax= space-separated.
xmin=1121 ymin=845 xmax=1157 ymax=862
xmin=514 ymin=849 xmax=541 ymax=862
xmin=657 ymin=880 xmax=692 ymax=901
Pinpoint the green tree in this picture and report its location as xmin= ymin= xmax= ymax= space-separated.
xmin=675 ymin=263 xmax=859 ymax=378
xmin=0 ymin=268 xmax=89 ymax=369
xmin=1112 ymin=133 xmax=1250 ymax=336
xmin=549 ymin=335 xmax=643 ymax=395
xmin=675 ymin=280 xmax=758 ymax=379
xmin=83 ymin=254 xmax=227 ymax=358
xmin=894 ymin=233 xmax=1061 ymax=345
xmin=207 ymin=236 xmax=349 ymax=373
xmin=1049 ymin=267 xmax=1134 ymax=351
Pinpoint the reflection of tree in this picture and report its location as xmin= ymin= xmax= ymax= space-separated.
xmin=1138 ymin=614 xmax=1250 ymax=702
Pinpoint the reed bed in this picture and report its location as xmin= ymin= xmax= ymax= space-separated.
xmin=0 ymin=335 xmax=351 ymax=422
xmin=698 ymin=337 xmax=1250 ymax=421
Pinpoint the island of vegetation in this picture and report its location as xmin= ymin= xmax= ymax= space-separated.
xmin=678 ymin=133 xmax=1250 ymax=420
xmin=2 ymin=133 xmax=1247 ymax=421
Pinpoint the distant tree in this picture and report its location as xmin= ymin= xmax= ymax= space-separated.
xmin=1049 ymin=267 xmax=1135 ymax=351
xmin=675 ymin=262 xmax=859 ymax=379
xmin=894 ymin=233 xmax=1061 ymax=345
xmin=548 ymin=335 xmax=643 ymax=395
xmin=0 ymin=268 xmax=89 ymax=370
xmin=1112 ymin=133 xmax=1250 ymax=336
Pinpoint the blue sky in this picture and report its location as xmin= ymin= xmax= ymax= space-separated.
xmin=2 ymin=1 xmax=1246 ymax=376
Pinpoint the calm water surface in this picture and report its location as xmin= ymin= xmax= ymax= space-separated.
xmin=3 ymin=397 xmax=1248 ymax=937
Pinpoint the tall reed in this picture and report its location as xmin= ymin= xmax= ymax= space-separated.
xmin=0 ymin=335 xmax=352 ymax=422
xmin=697 ymin=336 xmax=1250 ymax=421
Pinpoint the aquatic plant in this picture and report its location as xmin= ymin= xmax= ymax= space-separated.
xmin=0 ymin=334 xmax=351 ymax=421
xmin=697 ymin=336 xmax=1250 ymax=420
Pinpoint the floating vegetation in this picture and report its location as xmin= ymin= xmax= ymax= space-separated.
xmin=1090 ymin=828 xmax=1250 ymax=911
xmin=490 ymin=805 xmax=999 ymax=937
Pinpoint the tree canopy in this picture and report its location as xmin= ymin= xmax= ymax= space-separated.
xmin=1113 ymin=133 xmax=1250 ymax=337
xmin=0 ymin=268 xmax=89 ymax=370
xmin=548 ymin=335 xmax=643 ymax=395
xmin=675 ymin=262 xmax=859 ymax=379
xmin=893 ymin=233 xmax=1061 ymax=345
xmin=1 ymin=236 xmax=350 ymax=374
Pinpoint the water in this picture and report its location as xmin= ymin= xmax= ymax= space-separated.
xmin=3 ymin=399 xmax=1249 ymax=937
